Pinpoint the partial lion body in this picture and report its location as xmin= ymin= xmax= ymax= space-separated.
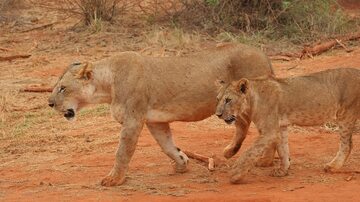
xmin=97 ymin=44 xmax=273 ymax=123
xmin=48 ymin=43 xmax=274 ymax=186
xmin=216 ymin=68 xmax=360 ymax=183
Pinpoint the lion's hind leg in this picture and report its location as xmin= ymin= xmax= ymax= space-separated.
xmin=324 ymin=117 xmax=355 ymax=172
xmin=146 ymin=122 xmax=189 ymax=173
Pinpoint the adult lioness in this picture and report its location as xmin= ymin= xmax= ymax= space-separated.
xmin=48 ymin=43 xmax=273 ymax=186
xmin=216 ymin=68 xmax=360 ymax=183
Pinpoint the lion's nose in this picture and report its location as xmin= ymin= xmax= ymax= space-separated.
xmin=48 ymin=102 xmax=55 ymax=108
xmin=216 ymin=113 xmax=222 ymax=118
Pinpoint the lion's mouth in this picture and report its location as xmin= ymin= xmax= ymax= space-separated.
xmin=64 ymin=109 xmax=75 ymax=120
xmin=224 ymin=116 xmax=236 ymax=124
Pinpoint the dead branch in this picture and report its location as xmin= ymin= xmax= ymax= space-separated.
xmin=183 ymin=150 xmax=209 ymax=162
xmin=20 ymin=22 xmax=56 ymax=33
xmin=269 ymin=55 xmax=292 ymax=61
xmin=183 ymin=150 xmax=219 ymax=171
xmin=267 ymin=52 xmax=301 ymax=61
xmin=335 ymin=39 xmax=354 ymax=53
xmin=301 ymin=32 xmax=360 ymax=58
xmin=21 ymin=86 xmax=53 ymax=93
xmin=0 ymin=54 xmax=31 ymax=62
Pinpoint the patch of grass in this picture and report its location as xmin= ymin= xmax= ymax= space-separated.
xmin=216 ymin=31 xmax=270 ymax=47
xmin=88 ymin=12 xmax=103 ymax=33
xmin=78 ymin=104 xmax=109 ymax=117
xmin=12 ymin=114 xmax=34 ymax=136
xmin=6 ymin=109 xmax=54 ymax=137
xmin=145 ymin=27 xmax=204 ymax=50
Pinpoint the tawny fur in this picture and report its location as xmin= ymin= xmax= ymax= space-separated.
xmin=48 ymin=43 xmax=273 ymax=186
xmin=216 ymin=68 xmax=360 ymax=183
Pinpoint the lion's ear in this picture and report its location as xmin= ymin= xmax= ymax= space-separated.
xmin=234 ymin=78 xmax=249 ymax=94
xmin=76 ymin=62 xmax=93 ymax=80
xmin=214 ymin=79 xmax=226 ymax=89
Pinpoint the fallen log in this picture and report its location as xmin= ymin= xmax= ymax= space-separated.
xmin=301 ymin=32 xmax=360 ymax=58
xmin=0 ymin=54 xmax=31 ymax=62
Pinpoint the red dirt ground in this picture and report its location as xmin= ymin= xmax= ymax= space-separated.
xmin=1 ymin=1 xmax=360 ymax=202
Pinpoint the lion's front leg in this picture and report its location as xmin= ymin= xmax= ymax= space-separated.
xmin=271 ymin=126 xmax=290 ymax=177
xmin=230 ymin=130 xmax=279 ymax=184
xmin=146 ymin=122 xmax=189 ymax=173
xmin=101 ymin=119 xmax=144 ymax=187
xmin=224 ymin=114 xmax=250 ymax=159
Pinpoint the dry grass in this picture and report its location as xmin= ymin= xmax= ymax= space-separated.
xmin=0 ymin=0 xmax=24 ymax=10
xmin=0 ymin=0 xmax=25 ymax=23
xmin=60 ymin=0 xmax=136 ymax=25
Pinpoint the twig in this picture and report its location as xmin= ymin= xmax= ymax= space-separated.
xmin=269 ymin=55 xmax=292 ymax=61
xmin=0 ymin=47 xmax=11 ymax=52
xmin=287 ymin=65 xmax=298 ymax=71
xmin=20 ymin=22 xmax=56 ymax=33
xmin=283 ymin=186 xmax=305 ymax=192
xmin=335 ymin=39 xmax=353 ymax=53
xmin=183 ymin=150 xmax=209 ymax=162
xmin=183 ymin=150 xmax=216 ymax=171
xmin=0 ymin=54 xmax=31 ymax=62
xmin=21 ymin=86 xmax=53 ymax=93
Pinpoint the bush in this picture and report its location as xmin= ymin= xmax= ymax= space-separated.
xmin=276 ymin=0 xmax=356 ymax=43
xmin=164 ymin=0 xmax=358 ymax=43
xmin=62 ymin=0 xmax=124 ymax=25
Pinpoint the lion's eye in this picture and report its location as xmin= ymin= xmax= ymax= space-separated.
xmin=59 ymin=86 xmax=66 ymax=93
xmin=225 ymin=98 xmax=231 ymax=104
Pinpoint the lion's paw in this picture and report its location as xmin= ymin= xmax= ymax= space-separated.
xmin=323 ymin=164 xmax=336 ymax=173
xmin=174 ymin=151 xmax=189 ymax=173
xmin=223 ymin=145 xmax=236 ymax=159
xmin=100 ymin=173 xmax=125 ymax=187
xmin=230 ymin=173 xmax=246 ymax=184
xmin=270 ymin=168 xmax=288 ymax=177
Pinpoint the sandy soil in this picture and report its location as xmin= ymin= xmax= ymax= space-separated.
xmin=1 ymin=1 xmax=360 ymax=201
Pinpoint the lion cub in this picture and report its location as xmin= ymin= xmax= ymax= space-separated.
xmin=216 ymin=68 xmax=360 ymax=183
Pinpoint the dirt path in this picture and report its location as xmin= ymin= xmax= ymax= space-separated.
xmin=0 ymin=49 xmax=360 ymax=201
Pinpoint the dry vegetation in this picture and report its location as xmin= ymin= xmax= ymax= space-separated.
xmin=11 ymin=0 xmax=356 ymax=45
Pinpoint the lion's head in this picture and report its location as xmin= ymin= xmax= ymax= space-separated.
xmin=48 ymin=62 xmax=96 ymax=121
xmin=215 ymin=78 xmax=250 ymax=124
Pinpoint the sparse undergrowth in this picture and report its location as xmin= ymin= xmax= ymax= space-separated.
xmin=54 ymin=0 xmax=360 ymax=47
xmin=169 ymin=0 xmax=359 ymax=44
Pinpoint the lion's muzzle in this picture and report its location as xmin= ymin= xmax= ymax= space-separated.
xmin=64 ymin=109 xmax=75 ymax=120
xmin=224 ymin=115 xmax=236 ymax=124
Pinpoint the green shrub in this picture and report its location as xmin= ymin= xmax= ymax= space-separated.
xmin=173 ymin=0 xmax=358 ymax=43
